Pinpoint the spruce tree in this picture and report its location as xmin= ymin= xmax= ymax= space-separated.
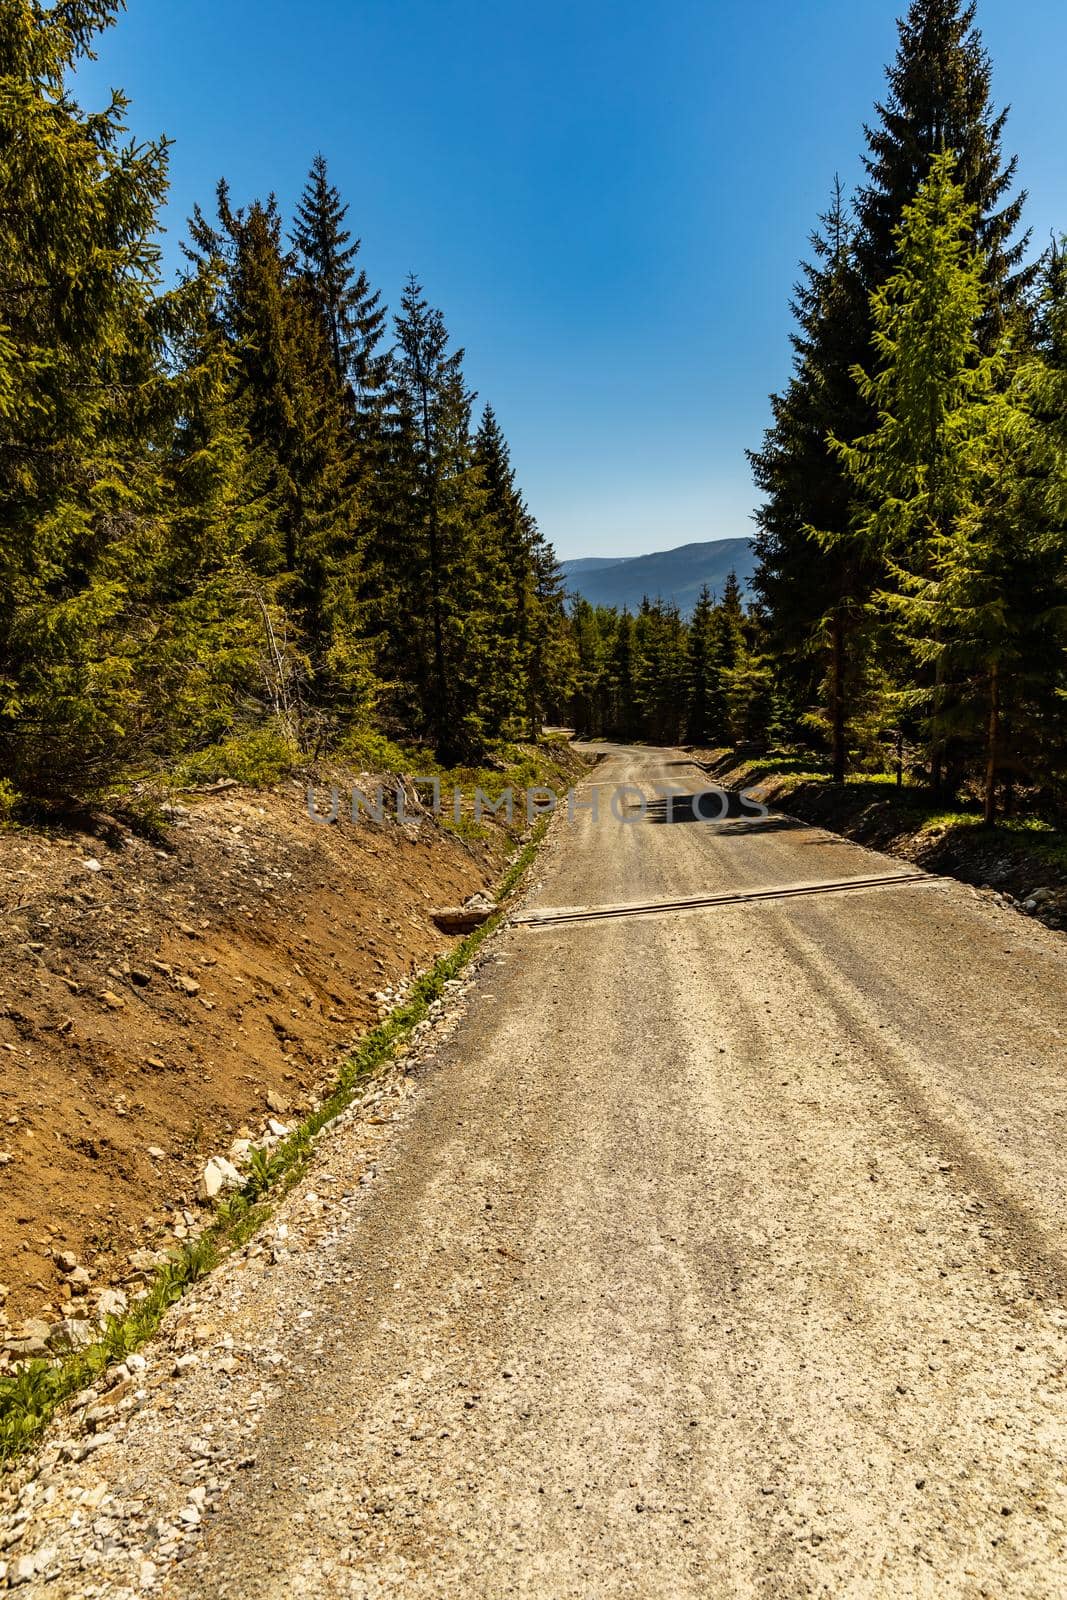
xmin=831 ymin=152 xmax=1016 ymax=805
xmin=0 ymin=0 xmax=169 ymax=799
xmin=857 ymin=0 xmax=1032 ymax=339
xmin=384 ymin=278 xmax=515 ymax=760
xmin=748 ymin=181 xmax=876 ymax=780
xmin=291 ymin=154 xmax=388 ymax=405
xmin=634 ymin=600 xmax=687 ymax=744
xmin=185 ymin=185 xmax=372 ymax=740
xmin=978 ymin=243 xmax=1067 ymax=812
xmin=686 ymin=586 xmax=721 ymax=746
xmin=472 ymin=405 xmax=529 ymax=734
xmin=752 ymin=2 xmax=1032 ymax=781
xmin=142 ymin=265 xmax=279 ymax=759
xmin=527 ymin=530 xmax=574 ymax=735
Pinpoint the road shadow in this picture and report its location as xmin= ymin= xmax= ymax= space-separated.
xmin=645 ymin=793 xmax=809 ymax=828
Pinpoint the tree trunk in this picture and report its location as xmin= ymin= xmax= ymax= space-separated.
xmin=418 ymin=380 xmax=452 ymax=762
xmin=983 ymin=660 xmax=1000 ymax=827
xmin=930 ymin=653 xmax=945 ymax=797
xmin=830 ymin=610 xmax=846 ymax=784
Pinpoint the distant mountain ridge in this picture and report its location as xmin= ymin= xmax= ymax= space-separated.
xmin=559 ymin=537 xmax=756 ymax=617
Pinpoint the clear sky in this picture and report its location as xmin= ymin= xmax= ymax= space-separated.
xmin=76 ymin=0 xmax=1067 ymax=561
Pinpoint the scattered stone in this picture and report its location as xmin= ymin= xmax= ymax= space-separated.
xmin=175 ymin=974 xmax=201 ymax=996
xmin=267 ymin=1119 xmax=289 ymax=1139
xmin=432 ymin=903 xmax=494 ymax=934
xmin=67 ymin=1265 xmax=92 ymax=1294
xmin=127 ymin=1248 xmax=164 ymax=1276
xmin=4 ymin=1333 xmax=49 ymax=1359
xmin=146 ymin=1145 xmax=167 ymax=1161
xmin=54 ymin=1250 xmax=79 ymax=1275
xmin=81 ymin=858 xmax=103 ymax=873
xmin=129 ymin=968 xmax=152 ymax=987
xmin=100 ymin=990 xmax=126 ymax=1010
xmin=26 ymin=1316 xmax=53 ymax=1338
xmin=11 ymin=1550 xmax=42 ymax=1584
xmin=48 ymin=1318 xmax=94 ymax=1352
xmin=265 ymin=1090 xmax=289 ymax=1114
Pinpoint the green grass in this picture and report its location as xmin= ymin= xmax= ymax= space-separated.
xmin=439 ymin=815 xmax=491 ymax=845
xmin=170 ymin=725 xmax=298 ymax=788
xmin=0 ymin=816 xmax=552 ymax=1466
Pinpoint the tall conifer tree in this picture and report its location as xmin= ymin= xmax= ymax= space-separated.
xmin=291 ymin=155 xmax=388 ymax=405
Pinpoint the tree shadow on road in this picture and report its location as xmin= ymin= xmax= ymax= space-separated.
xmin=644 ymin=794 xmax=809 ymax=829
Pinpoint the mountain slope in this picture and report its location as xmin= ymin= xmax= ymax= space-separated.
xmin=560 ymin=537 xmax=756 ymax=615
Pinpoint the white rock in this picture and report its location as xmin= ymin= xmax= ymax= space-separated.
xmin=196 ymin=1156 xmax=243 ymax=1202
xmin=82 ymin=858 xmax=103 ymax=873
xmin=51 ymin=1317 xmax=94 ymax=1350
xmin=96 ymin=1288 xmax=127 ymax=1319
xmin=267 ymin=1119 xmax=290 ymax=1138
xmin=146 ymin=1146 xmax=167 ymax=1161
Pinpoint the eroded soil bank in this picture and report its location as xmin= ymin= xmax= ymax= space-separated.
xmin=0 ymin=748 xmax=582 ymax=1344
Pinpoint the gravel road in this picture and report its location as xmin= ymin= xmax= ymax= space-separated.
xmin=4 ymin=745 xmax=1067 ymax=1597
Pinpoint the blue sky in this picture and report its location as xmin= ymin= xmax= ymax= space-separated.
xmin=77 ymin=0 xmax=1067 ymax=560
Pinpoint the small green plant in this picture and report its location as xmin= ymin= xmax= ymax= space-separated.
xmin=440 ymin=814 xmax=490 ymax=844
xmin=337 ymin=726 xmax=424 ymax=776
xmin=172 ymin=725 xmax=297 ymax=789
xmin=0 ymin=779 xmax=19 ymax=830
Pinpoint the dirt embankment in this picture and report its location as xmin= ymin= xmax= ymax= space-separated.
xmin=702 ymin=751 xmax=1067 ymax=929
xmin=0 ymin=762 xmax=552 ymax=1343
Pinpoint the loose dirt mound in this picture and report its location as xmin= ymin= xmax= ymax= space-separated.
xmin=0 ymin=774 xmax=506 ymax=1336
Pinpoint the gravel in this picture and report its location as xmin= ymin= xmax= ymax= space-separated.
xmin=1 ymin=745 xmax=1065 ymax=1597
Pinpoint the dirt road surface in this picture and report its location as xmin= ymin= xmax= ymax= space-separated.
xmin=8 ymin=745 xmax=1067 ymax=1597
